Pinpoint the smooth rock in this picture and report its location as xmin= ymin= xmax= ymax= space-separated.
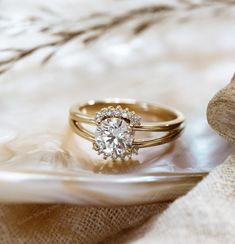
xmin=207 ymin=74 xmax=235 ymax=143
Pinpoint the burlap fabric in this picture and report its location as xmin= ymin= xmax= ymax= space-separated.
xmin=0 ymin=156 xmax=234 ymax=244
xmin=0 ymin=200 xmax=167 ymax=243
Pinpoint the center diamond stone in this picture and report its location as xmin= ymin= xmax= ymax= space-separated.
xmin=95 ymin=117 xmax=134 ymax=159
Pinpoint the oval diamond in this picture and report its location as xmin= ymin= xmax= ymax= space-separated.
xmin=95 ymin=117 xmax=134 ymax=159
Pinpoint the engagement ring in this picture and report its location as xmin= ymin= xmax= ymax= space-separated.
xmin=69 ymin=99 xmax=185 ymax=160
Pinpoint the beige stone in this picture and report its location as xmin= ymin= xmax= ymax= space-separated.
xmin=207 ymin=75 xmax=235 ymax=143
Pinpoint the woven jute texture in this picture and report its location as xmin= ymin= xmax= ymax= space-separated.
xmin=0 ymin=200 xmax=167 ymax=244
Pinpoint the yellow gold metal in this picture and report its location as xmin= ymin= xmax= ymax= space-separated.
xmin=69 ymin=99 xmax=185 ymax=151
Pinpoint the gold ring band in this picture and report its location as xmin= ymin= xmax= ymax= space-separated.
xmin=69 ymin=99 xmax=185 ymax=160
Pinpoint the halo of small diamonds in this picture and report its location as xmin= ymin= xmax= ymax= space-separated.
xmin=93 ymin=106 xmax=141 ymax=160
xmin=94 ymin=106 xmax=141 ymax=126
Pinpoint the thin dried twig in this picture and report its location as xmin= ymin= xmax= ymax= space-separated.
xmin=0 ymin=5 xmax=174 ymax=74
xmin=0 ymin=2 xmax=233 ymax=74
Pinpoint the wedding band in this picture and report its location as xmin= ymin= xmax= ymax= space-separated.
xmin=69 ymin=99 xmax=185 ymax=160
